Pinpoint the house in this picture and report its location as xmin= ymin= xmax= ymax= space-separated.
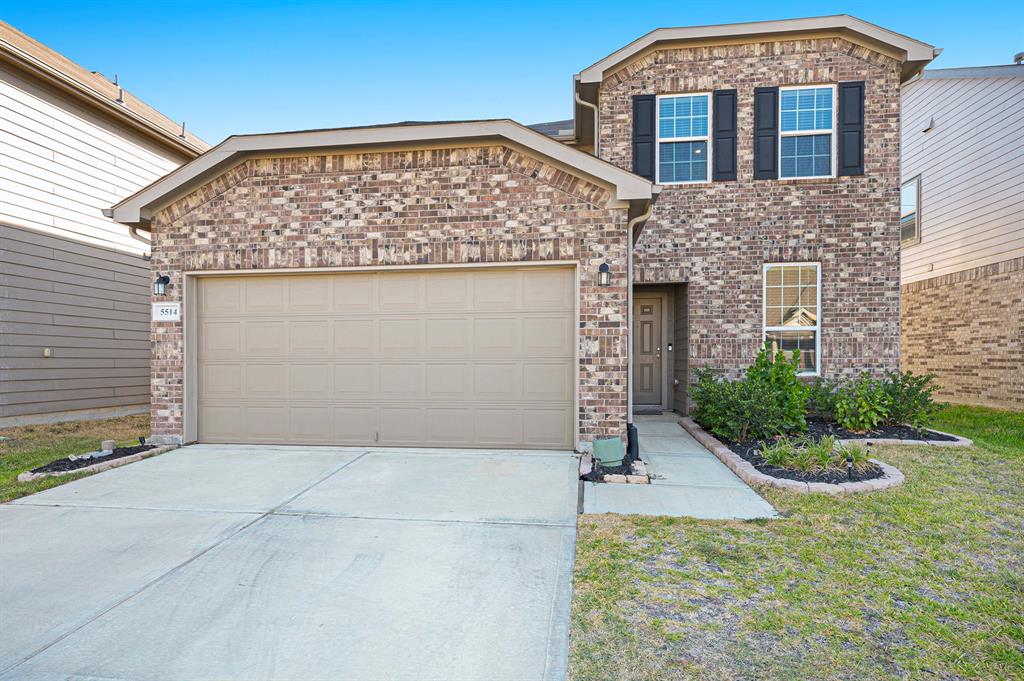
xmin=0 ymin=21 xmax=209 ymax=426
xmin=108 ymin=15 xmax=936 ymax=450
xmin=899 ymin=63 xmax=1023 ymax=411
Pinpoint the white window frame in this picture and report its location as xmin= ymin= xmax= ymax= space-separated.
xmin=900 ymin=175 xmax=922 ymax=246
xmin=762 ymin=262 xmax=821 ymax=376
xmin=778 ymin=84 xmax=837 ymax=180
xmin=655 ymin=92 xmax=712 ymax=185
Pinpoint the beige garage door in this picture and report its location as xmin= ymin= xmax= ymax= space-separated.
xmin=196 ymin=267 xmax=575 ymax=449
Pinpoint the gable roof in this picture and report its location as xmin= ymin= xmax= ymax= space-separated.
xmin=0 ymin=21 xmax=209 ymax=157
xmin=107 ymin=119 xmax=655 ymax=227
xmin=576 ymin=15 xmax=938 ymax=85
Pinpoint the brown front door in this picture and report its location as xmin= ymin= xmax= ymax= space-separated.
xmin=633 ymin=297 xmax=662 ymax=406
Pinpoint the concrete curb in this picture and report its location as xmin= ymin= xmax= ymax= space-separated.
xmin=17 ymin=445 xmax=179 ymax=483
xmin=678 ymin=417 xmax=909 ymax=495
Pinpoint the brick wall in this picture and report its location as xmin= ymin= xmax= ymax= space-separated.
xmin=149 ymin=145 xmax=631 ymax=445
xmin=600 ymin=37 xmax=903 ymax=380
xmin=902 ymin=257 xmax=1023 ymax=411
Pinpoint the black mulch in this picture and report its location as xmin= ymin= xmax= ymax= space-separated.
xmin=803 ymin=418 xmax=957 ymax=442
xmin=581 ymin=446 xmax=640 ymax=482
xmin=719 ymin=418 xmax=951 ymax=484
xmin=727 ymin=439 xmax=884 ymax=484
xmin=30 ymin=445 xmax=155 ymax=474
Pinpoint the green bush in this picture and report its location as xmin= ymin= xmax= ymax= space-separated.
xmin=807 ymin=378 xmax=839 ymax=421
xmin=690 ymin=342 xmax=809 ymax=442
xmin=882 ymin=370 xmax=939 ymax=429
xmin=759 ymin=434 xmax=868 ymax=473
xmin=834 ymin=372 xmax=892 ymax=432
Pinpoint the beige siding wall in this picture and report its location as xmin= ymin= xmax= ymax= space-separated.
xmin=0 ymin=64 xmax=189 ymax=256
xmin=0 ymin=224 xmax=150 ymax=422
xmin=901 ymin=72 xmax=1024 ymax=283
xmin=0 ymin=65 xmax=190 ymax=423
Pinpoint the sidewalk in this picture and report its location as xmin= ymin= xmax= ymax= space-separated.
xmin=582 ymin=414 xmax=777 ymax=519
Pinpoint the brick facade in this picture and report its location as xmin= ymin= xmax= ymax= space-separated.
xmin=902 ymin=257 xmax=1023 ymax=411
xmin=149 ymin=145 xmax=631 ymax=445
xmin=599 ymin=37 xmax=903 ymax=380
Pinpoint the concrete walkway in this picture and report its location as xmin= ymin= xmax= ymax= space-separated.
xmin=583 ymin=414 xmax=777 ymax=519
xmin=0 ymin=445 xmax=578 ymax=681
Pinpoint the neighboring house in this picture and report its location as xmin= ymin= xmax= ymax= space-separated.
xmin=899 ymin=63 xmax=1024 ymax=411
xmin=108 ymin=15 xmax=936 ymax=450
xmin=0 ymin=22 xmax=209 ymax=426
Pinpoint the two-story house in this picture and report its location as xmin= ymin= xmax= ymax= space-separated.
xmin=899 ymin=63 xmax=1023 ymax=411
xmin=1 ymin=21 xmax=209 ymax=427
xmin=107 ymin=15 xmax=936 ymax=449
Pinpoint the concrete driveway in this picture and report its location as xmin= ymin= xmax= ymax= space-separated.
xmin=0 ymin=445 xmax=579 ymax=680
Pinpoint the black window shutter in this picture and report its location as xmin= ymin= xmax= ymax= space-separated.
xmin=838 ymin=81 xmax=865 ymax=176
xmin=753 ymin=87 xmax=779 ymax=179
xmin=632 ymin=94 xmax=656 ymax=181
xmin=712 ymin=89 xmax=737 ymax=181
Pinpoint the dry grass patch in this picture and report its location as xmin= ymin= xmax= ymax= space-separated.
xmin=0 ymin=414 xmax=150 ymax=503
xmin=570 ymin=406 xmax=1024 ymax=680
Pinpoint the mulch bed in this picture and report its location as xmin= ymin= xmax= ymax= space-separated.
xmin=802 ymin=418 xmax=958 ymax=442
xmin=727 ymin=439 xmax=884 ymax=484
xmin=30 ymin=445 xmax=155 ymax=474
xmin=721 ymin=419 xmax=953 ymax=484
xmin=581 ymin=446 xmax=640 ymax=482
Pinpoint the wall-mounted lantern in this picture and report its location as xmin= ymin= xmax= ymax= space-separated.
xmin=597 ymin=262 xmax=611 ymax=287
xmin=153 ymin=275 xmax=170 ymax=296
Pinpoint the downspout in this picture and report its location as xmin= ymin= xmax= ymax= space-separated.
xmin=102 ymin=207 xmax=152 ymax=248
xmin=128 ymin=226 xmax=151 ymax=246
xmin=575 ymin=90 xmax=599 ymax=158
xmin=626 ymin=199 xmax=655 ymax=434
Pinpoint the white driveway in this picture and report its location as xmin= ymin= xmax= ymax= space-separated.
xmin=0 ymin=445 xmax=579 ymax=680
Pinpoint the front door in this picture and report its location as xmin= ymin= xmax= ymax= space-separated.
xmin=633 ymin=297 xmax=662 ymax=406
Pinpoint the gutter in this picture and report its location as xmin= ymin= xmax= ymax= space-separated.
xmin=0 ymin=45 xmax=206 ymax=158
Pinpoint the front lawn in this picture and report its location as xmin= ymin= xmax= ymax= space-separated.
xmin=0 ymin=414 xmax=150 ymax=503
xmin=570 ymin=405 xmax=1024 ymax=680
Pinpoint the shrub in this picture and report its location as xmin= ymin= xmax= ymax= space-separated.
xmin=807 ymin=378 xmax=839 ymax=421
xmin=690 ymin=342 xmax=809 ymax=442
xmin=882 ymin=370 xmax=938 ymax=429
xmin=745 ymin=341 xmax=810 ymax=434
xmin=834 ymin=372 xmax=892 ymax=432
xmin=759 ymin=434 xmax=868 ymax=473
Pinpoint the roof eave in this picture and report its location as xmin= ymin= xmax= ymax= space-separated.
xmin=575 ymin=15 xmax=937 ymax=85
xmin=109 ymin=120 xmax=654 ymax=227
xmin=0 ymin=40 xmax=208 ymax=158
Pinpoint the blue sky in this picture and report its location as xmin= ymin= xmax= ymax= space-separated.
xmin=4 ymin=0 xmax=1022 ymax=144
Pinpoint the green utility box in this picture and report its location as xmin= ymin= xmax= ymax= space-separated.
xmin=592 ymin=437 xmax=625 ymax=467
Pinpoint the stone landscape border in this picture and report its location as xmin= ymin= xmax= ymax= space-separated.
xmin=677 ymin=417 xmax=968 ymax=494
xmin=17 ymin=444 xmax=179 ymax=483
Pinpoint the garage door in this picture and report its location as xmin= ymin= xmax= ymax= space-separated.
xmin=196 ymin=267 xmax=575 ymax=448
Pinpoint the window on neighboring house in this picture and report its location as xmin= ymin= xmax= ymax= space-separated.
xmin=764 ymin=263 xmax=820 ymax=375
xmin=657 ymin=93 xmax=710 ymax=184
xmin=901 ymin=176 xmax=921 ymax=244
xmin=779 ymin=85 xmax=835 ymax=179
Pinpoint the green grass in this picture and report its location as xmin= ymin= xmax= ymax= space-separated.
xmin=570 ymin=404 xmax=1024 ymax=680
xmin=0 ymin=414 xmax=150 ymax=503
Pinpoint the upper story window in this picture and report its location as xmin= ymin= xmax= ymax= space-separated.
xmin=656 ymin=94 xmax=710 ymax=184
xmin=779 ymin=85 xmax=835 ymax=179
xmin=901 ymin=176 xmax=921 ymax=245
xmin=764 ymin=262 xmax=820 ymax=375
